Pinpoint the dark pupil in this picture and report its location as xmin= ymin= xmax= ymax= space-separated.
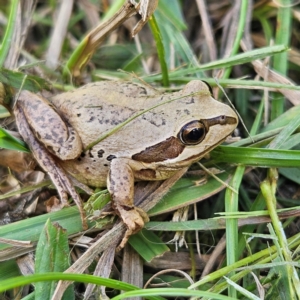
xmin=187 ymin=128 xmax=204 ymax=141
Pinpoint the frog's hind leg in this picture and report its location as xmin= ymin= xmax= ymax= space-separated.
xmin=14 ymin=104 xmax=88 ymax=230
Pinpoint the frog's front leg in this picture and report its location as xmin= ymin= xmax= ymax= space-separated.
xmin=107 ymin=158 xmax=149 ymax=248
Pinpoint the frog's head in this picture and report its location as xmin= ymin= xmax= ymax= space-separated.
xmin=132 ymin=80 xmax=238 ymax=166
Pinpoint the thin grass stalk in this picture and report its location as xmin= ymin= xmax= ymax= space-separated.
xmin=0 ymin=0 xmax=19 ymax=67
xmin=148 ymin=15 xmax=169 ymax=87
xmin=222 ymin=0 xmax=249 ymax=79
xmin=224 ymin=166 xmax=244 ymax=298
xmin=189 ymin=232 xmax=300 ymax=289
xmin=271 ymin=0 xmax=292 ymax=120
xmin=261 ymin=170 xmax=300 ymax=298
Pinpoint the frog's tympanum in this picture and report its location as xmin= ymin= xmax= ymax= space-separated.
xmin=14 ymin=80 xmax=238 ymax=247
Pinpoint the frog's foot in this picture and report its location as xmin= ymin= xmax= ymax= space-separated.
xmin=117 ymin=205 xmax=149 ymax=249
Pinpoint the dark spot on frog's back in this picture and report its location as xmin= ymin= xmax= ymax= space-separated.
xmin=132 ymin=136 xmax=185 ymax=163
xmin=28 ymin=103 xmax=39 ymax=110
xmin=98 ymin=149 xmax=105 ymax=158
xmin=139 ymin=86 xmax=147 ymax=95
xmin=77 ymin=113 xmax=81 ymax=117
xmin=185 ymin=97 xmax=195 ymax=104
xmin=35 ymin=115 xmax=46 ymax=123
xmin=107 ymin=155 xmax=116 ymax=161
xmin=43 ymin=133 xmax=53 ymax=140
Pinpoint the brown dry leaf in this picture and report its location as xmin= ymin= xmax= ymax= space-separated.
xmin=44 ymin=196 xmax=64 ymax=213
xmin=0 ymin=173 xmax=20 ymax=195
xmin=0 ymin=150 xmax=36 ymax=173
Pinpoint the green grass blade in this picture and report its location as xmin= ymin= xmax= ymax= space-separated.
xmin=129 ymin=229 xmax=169 ymax=263
xmin=224 ymin=165 xmax=244 ymax=299
xmin=35 ymin=219 xmax=74 ymax=300
xmin=148 ymin=15 xmax=169 ymax=87
xmin=0 ymin=127 xmax=29 ymax=152
xmin=223 ymin=0 xmax=249 ymax=79
xmin=211 ymin=146 xmax=300 ymax=167
xmin=0 ymin=68 xmax=51 ymax=93
xmin=271 ymin=0 xmax=292 ymax=119
xmin=149 ymin=170 xmax=234 ymax=216
xmin=0 ymin=0 xmax=19 ymax=67
xmin=0 ymin=207 xmax=93 ymax=253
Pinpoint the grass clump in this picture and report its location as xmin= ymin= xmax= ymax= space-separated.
xmin=0 ymin=1 xmax=300 ymax=299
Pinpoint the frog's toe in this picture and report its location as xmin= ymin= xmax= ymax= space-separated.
xmin=117 ymin=205 xmax=149 ymax=248
xmin=134 ymin=206 xmax=150 ymax=223
xmin=120 ymin=206 xmax=147 ymax=233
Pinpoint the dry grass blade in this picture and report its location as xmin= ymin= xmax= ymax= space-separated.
xmin=45 ymin=1 xmax=74 ymax=69
xmin=121 ymin=245 xmax=144 ymax=300
xmin=195 ymin=0 xmax=217 ymax=61
xmin=241 ymin=40 xmax=300 ymax=106
xmin=84 ymin=241 xmax=118 ymax=299
xmin=4 ymin=1 xmax=37 ymax=69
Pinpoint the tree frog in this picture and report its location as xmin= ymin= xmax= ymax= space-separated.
xmin=14 ymin=80 xmax=238 ymax=247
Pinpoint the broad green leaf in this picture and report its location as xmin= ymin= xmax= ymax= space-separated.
xmin=149 ymin=170 xmax=234 ymax=216
xmin=129 ymin=229 xmax=169 ymax=262
xmin=0 ymin=68 xmax=50 ymax=93
xmin=35 ymin=219 xmax=74 ymax=300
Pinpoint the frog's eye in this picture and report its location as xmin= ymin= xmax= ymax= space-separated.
xmin=178 ymin=120 xmax=207 ymax=145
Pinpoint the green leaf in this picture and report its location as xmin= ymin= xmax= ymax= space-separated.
xmin=0 ymin=105 xmax=10 ymax=118
xmin=129 ymin=229 xmax=169 ymax=263
xmin=263 ymin=106 xmax=300 ymax=132
xmin=148 ymin=15 xmax=169 ymax=86
xmin=149 ymin=170 xmax=234 ymax=215
xmin=0 ymin=0 xmax=19 ymax=67
xmin=0 ymin=68 xmax=51 ymax=94
xmin=0 ymin=207 xmax=94 ymax=254
xmin=0 ymin=127 xmax=29 ymax=152
xmin=211 ymin=146 xmax=300 ymax=168
xmin=35 ymin=219 xmax=74 ymax=300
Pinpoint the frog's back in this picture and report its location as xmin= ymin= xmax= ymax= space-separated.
xmin=51 ymin=81 xmax=161 ymax=144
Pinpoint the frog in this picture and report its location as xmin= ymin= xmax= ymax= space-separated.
xmin=14 ymin=80 xmax=238 ymax=247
